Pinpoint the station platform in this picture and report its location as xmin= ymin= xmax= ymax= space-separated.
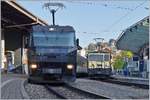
xmin=68 ymin=78 xmax=149 ymax=99
xmin=112 ymin=75 xmax=149 ymax=85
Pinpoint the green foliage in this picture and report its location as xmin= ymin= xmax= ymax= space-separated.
xmin=121 ymin=50 xmax=133 ymax=58
xmin=113 ymin=50 xmax=133 ymax=70
xmin=113 ymin=58 xmax=125 ymax=70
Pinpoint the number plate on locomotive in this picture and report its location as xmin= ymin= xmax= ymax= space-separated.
xmin=42 ymin=68 xmax=62 ymax=74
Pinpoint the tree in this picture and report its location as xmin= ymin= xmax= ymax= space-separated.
xmin=121 ymin=50 xmax=133 ymax=58
xmin=112 ymin=50 xmax=133 ymax=70
xmin=113 ymin=58 xmax=125 ymax=70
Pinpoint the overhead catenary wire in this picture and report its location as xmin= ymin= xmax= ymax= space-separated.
xmin=49 ymin=0 xmax=149 ymax=11
xmin=76 ymin=29 xmax=123 ymax=34
xmin=44 ymin=0 xmax=148 ymax=34
xmin=66 ymin=1 xmax=134 ymax=11
xmin=104 ymin=0 xmax=147 ymax=32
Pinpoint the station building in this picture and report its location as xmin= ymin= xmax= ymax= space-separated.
xmin=1 ymin=0 xmax=48 ymax=73
xmin=116 ymin=16 xmax=149 ymax=78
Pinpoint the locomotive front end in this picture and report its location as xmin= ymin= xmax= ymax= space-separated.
xmin=27 ymin=25 xmax=78 ymax=83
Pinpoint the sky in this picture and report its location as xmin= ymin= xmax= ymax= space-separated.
xmin=18 ymin=0 xmax=149 ymax=48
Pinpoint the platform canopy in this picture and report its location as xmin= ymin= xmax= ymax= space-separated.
xmin=116 ymin=16 xmax=149 ymax=54
xmin=1 ymin=0 xmax=48 ymax=50
xmin=2 ymin=0 xmax=48 ymax=28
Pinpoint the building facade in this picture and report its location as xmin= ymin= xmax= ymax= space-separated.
xmin=116 ymin=16 xmax=149 ymax=78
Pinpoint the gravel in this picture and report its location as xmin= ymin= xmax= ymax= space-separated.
xmin=25 ymin=83 xmax=99 ymax=99
xmin=25 ymin=83 xmax=58 ymax=99
xmin=69 ymin=78 xmax=149 ymax=99
xmin=24 ymin=78 xmax=149 ymax=99
xmin=49 ymin=86 xmax=97 ymax=99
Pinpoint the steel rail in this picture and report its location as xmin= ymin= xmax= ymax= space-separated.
xmin=65 ymin=83 xmax=110 ymax=99
xmin=45 ymin=85 xmax=67 ymax=99
xmin=104 ymin=79 xmax=149 ymax=89
xmin=89 ymin=77 xmax=149 ymax=89
xmin=45 ymin=83 xmax=110 ymax=99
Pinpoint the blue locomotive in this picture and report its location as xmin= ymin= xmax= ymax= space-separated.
xmin=27 ymin=25 xmax=79 ymax=83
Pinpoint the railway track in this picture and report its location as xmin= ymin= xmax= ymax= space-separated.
xmin=45 ymin=83 xmax=109 ymax=99
xmin=89 ymin=77 xmax=149 ymax=89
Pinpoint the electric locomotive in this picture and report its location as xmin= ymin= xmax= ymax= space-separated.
xmin=27 ymin=25 xmax=79 ymax=83
xmin=87 ymin=51 xmax=112 ymax=77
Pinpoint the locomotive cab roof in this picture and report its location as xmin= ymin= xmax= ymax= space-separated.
xmin=31 ymin=25 xmax=75 ymax=33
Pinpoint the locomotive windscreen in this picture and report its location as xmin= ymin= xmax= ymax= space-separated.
xmin=88 ymin=53 xmax=110 ymax=61
xmin=88 ymin=55 xmax=103 ymax=61
xmin=104 ymin=55 xmax=110 ymax=61
xmin=88 ymin=53 xmax=110 ymax=68
xmin=30 ymin=30 xmax=76 ymax=54
xmin=32 ymin=32 xmax=75 ymax=47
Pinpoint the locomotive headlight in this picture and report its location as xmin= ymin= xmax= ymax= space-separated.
xmin=67 ymin=64 xmax=73 ymax=70
xmin=30 ymin=64 xmax=37 ymax=69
